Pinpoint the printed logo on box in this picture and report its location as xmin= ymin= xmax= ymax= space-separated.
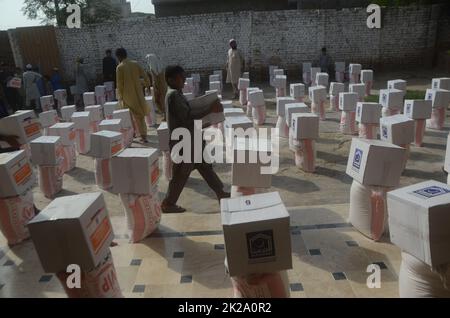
xmin=382 ymin=94 xmax=387 ymax=104
xmin=412 ymin=186 xmax=450 ymax=199
xmin=382 ymin=126 xmax=388 ymax=139
xmin=352 ymin=148 xmax=363 ymax=170
xmin=427 ymin=93 xmax=433 ymax=100
xmin=246 ymin=230 xmax=275 ymax=260
xmin=357 ymin=106 xmax=361 ymax=117
xmin=406 ymin=103 xmax=412 ymax=115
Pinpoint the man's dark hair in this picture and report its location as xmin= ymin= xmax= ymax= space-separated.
xmin=115 ymin=48 xmax=127 ymax=59
xmin=106 ymin=49 xmax=112 ymax=55
xmin=165 ymin=65 xmax=185 ymax=84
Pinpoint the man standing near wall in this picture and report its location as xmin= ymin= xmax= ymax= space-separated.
xmin=319 ymin=47 xmax=332 ymax=74
xmin=226 ymin=39 xmax=245 ymax=99
xmin=103 ymin=49 xmax=117 ymax=83
xmin=23 ymin=64 xmax=42 ymax=112
xmin=115 ymin=48 xmax=151 ymax=143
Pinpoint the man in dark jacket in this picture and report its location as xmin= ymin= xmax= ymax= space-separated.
xmin=103 ymin=49 xmax=117 ymax=82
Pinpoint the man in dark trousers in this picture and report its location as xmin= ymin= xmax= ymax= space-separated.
xmin=161 ymin=65 xmax=230 ymax=214
xmin=103 ymin=49 xmax=117 ymax=82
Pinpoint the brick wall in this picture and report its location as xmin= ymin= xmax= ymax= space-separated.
xmin=54 ymin=5 xmax=445 ymax=83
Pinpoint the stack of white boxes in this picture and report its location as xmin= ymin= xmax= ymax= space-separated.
xmin=269 ymin=65 xmax=279 ymax=87
xmin=290 ymin=83 xmax=305 ymax=102
xmin=224 ymin=108 xmax=245 ymax=118
xmin=238 ymin=78 xmax=250 ymax=106
xmin=209 ymin=74 xmax=222 ymax=95
xmin=329 ymin=82 xmax=345 ymax=111
xmin=246 ymin=87 xmax=260 ymax=116
xmin=191 ymin=73 xmax=201 ymax=96
xmin=339 ymin=92 xmax=358 ymax=135
xmin=349 ymin=83 xmax=366 ymax=103
xmin=355 ymin=102 xmax=382 ymax=139
xmin=276 ymin=97 xmax=296 ymax=138
xmin=145 ymin=96 xmax=157 ymax=127
xmin=379 ymin=89 xmax=404 ymax=117
xmin=346 ymin=138 xmax=406 ymax=240
xmin=48 ymin=122 xmax=77 ymax=173
xmin=113 ymin=109 xmax=135 ymax=147
xmin=99 ymin=119 xmax=125 ymax=147
xmin=290 ymin=113 xmax=319 ymax=172
xmin=311 ymin=67 xmax=321 ymax=86
xmin=248 ymin=90 xmax=266 ymax=126
xmin=349 ymin=64 xmax=362 ymax=84
xmin=85 ymin=105 xmax=104 ymax=133
xmin=221 ymin=192 xmax=292 ymax=298
xmin=316 ymin=73 xmax=329 ymax=88
xmin=54 ymin=89 xmax=67 ymax=110
xmin=28 ymin=192 xmax=122 ymax=298
xmin=335 ymin=62 xmax=346 ymax=83
xmin=104 ymin=81 xmax=115 ymax=102
xmin=360 ymin=70 xmax=373 ymax=97
xmin=112 ymin=148 xmax=161 ymax=243
xmin=83 ymin=92 xmax=96 ymax=107
xmin=403 ymin=100 xmax=432 ymax=147
xmin=0 ymin=150 xmax=36 ymax=246
xmin=30 ymin=136 xmax=64 ymax=199
xmin=95 ymin=86 xmax=107 ymax=106
xmin=425 ymin=88 xmax=450 ymax=130
xmin=61 ymin=105 xmax=76 ymax=122
xmin=387 ymin=79 xmax=407 ymax=94
xmin=90 ymin=131 xmax=124 ymax=190
xmin=309 ymin=86 xmax=327 ymax=121
xmin=224 ymin=115 xmax=254 ymax=149
xmin=103 ymin=101 xmax=118 ymax=120
xmin=40 ymin=95 xmax=55 ymax=112
xmin=302 ymin=63 xmax=312 ymax=86
xmin=286 ymin=103 xmax=309 ymax=150
xmin=431 ymin=77 xmax=450 ymax=90
xmin=71 ymin=111 xmax=94 ymax=154
xmin=274 ymin=72 xmax=287 ymax=97
xmin=39 ymin=110 xmax=59 ymax=135
xmin=387 ymin=181 xmax=450 ymax=298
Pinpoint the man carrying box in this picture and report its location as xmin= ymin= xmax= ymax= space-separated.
xmin=162 ymin=65 xmax=230 ymax=214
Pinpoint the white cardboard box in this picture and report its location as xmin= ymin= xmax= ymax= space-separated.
xmin=248 ymin=90 xmax=265 ymax=106
xmin=285 ymin=103 xmax=309 ymax=127
xmin=90 ymin=131 xmax=123 ymax=159
xmin=276 ymin=97 xmax=296 ymax=117
xmin=316 ymin=73 xmax=329 ymax=87
xmin=71 ymin=112 xmax=93 ymax=130
xmin=387 ymin=180 xmax=450 ymax=267
xmin=61 ymin=105 xmax=76 ymax=122
xmin=30 ymin=136 xmax=63 ymax=166
xmin=360 ymin=70 xmax=373 ymax=83
xmin=290 ymin=83 xmax=305 ymax=99
xmin=425 ymin=88 xmax=450 ymax=109
xmin=224 ymin=108 xmax=245 ymax=117
xmin=339 ymin=92 xmax=358 ymax=111
xmin=221 ymin=192 xmax=292 ymax=276
xmin=103 ymin=102 xmax=118 ymax=118
xmin=330 ymin=82 xmax=345 ymax=96
xmin=95 ymin=85 xmax=106 ymax=96
xmin=291 ymin=113 xmax=319 ymax=140
xmin=83 ymin=92 xmax=96 ymax=106
xmin=28 ymin=192 xmax=114 ymax=273
xmin=349 ymin=64 xmax=362 ymax=74
xmin=274 ymin=75 xmax=287 ymax=88
xmin=39 ymin=110 xmax=59 ymax=128
xmin=356 ymin=102 xmax=382 ymax=124
xmin=380 ymin=115 xmax=415 ymax=146
xmin=112 ymin=109 xmax=133 ymax=128
xmin=243 ymin=72 xmax=250 ymax=79
xmin=303 ymin=63 xmax=312 ymax=73
xmin=221 ymin=100 xmax=233 ymax=109
xmin=48 ymin=123 xmax=76 ymax=146
xmin=387 ymin=79 xmax=407 ymax=91
xmin=189 ymin=92 xmax=225 ymax=127
xmin=209 ymin=74 xmax=220 ymax=83
xmin=349 ymin=84 xmax=366 ymax=100
xmin=0 ymin=150 xmax=35 ymax=198
xmin=210 ymin=81 xmax=222 ymax=92
xmin=111 ymin=148 xmax=160 ymax=194
xmin=85 ymin=105 xmax=104 ymax=122
xmin=335 ymin=62 xmax=345 ymax=72
xmin=157 ymin=122 xmax=170 ymax=152
xmin=404 ymin=100 xmax=432 ymax=120
xmin=225 ymin=116 xmax=254 ymax=131
xmin=311 ymin=67 xmax=321 ymax=84
xmin=54 ymin=89 xmax=67 ymax=101
xmin=346 ymin=138 xmax=406 ymax=187
xmin=0 ymin=110 xmax=42 ymax=144
xmin=432 ymin=78 xmax=450 ymax=90
xmin=379 ymin=89 xmax=404 ymax=109
xmin=40 ymin=95 xmax=54 ymax=111
xmin=246 ymin=88 xmax=260 ymax=101
xmin=99 ymin=119 xmax=123 ymax=133
xmin=309 ymin=86 xmax=327 ymax=103
xmin=238 ymin=78 xmax=250 ymax=90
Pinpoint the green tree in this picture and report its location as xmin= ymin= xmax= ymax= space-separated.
xmin=22 ymin=0 xmax=121 ymax=27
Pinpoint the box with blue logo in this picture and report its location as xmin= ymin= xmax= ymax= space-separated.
xmin=379 ymin=114 xmax=415 ymax=146
xmin=403 ymin=100 xmax=432 ymax=120
xmin=387 ymin=180 xmax=450 ymax=267
xmin=346 ymin=138 xmax=406 ymax=187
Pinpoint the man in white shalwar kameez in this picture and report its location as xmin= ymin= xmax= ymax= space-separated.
xmin=226 ymin=39 xmax=244 ymax=99
xmin=22 ymin=64 xmax=42 ymax=111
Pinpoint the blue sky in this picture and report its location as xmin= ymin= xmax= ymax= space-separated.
xmin=0 ymin=0 xmax=155 ymax=30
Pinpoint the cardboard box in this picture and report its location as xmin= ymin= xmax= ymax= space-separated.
xmin=231 ymin=137 xmax=272 ymax=188
xmin=214 ymin=70 xmax=223 ymax=81
xmin=349 ymin=84 xmax=366 ymax=100
xmin=243 ymin=72 xmax=250 ymax=79
xmin=387 ymin=180 xmax=450 ymax=267
xmin=39 ymin=110 xmax=59 ymax=128
xmin=432 ymin=78 xmax=450 ymax=90
xmin=28 ymin=192 xmax=114 ymax=273
xmin=380 ymin=114 xmax=415 ymax=146
xmin=30 ymin=136 xmax=63 ymax=166
xmin=308 ymin=86 xmax=327 ymax=103
xmin=361 ymin=70 xmax=373 ymax=83
xmin=379 ymin=89 xmax=404 ymax=109
xmin=111 ymin=148 xmax=160 ymax=194
xmin=291 ymin=113 xmax=319 ymax=140
xmin=210 ymin=81 xmax=221 ymax=92
xmin=285 ymin=103 xmax=309 ymax=127
xmin=273 ymin=69 xmax=284 ymax=77
xmin=246 ymin=87 xmax=260 ymax=101
xmin=224 ymin=108 xmax=245 ymax=117
xmin=71 ymin=112 xmax=93 ymax=130
xmin=311 ymin=67 xmax=321 ymax=83
xmin=48 ymin=123 xmax=76 ymax=146
xmin=404 ymin=100 xmax=432 ymax=120
xmin=274 ymin=75 xmax=287 ymax=88
xmin=98 ymin=119 xmax=123 ymax=133
xmin=339 ymin=92 xmax=358 ymax=111
xmin=0 ymin=110 xmax=42 ymax=144
xmin=290 ymin=83 xmax=305 ymax=99
xmin=248 ymin=90 xmax=265 ymax=106
xmin=85 ymin=105 xmax=104 ymax=122
xmin=425 ymin=88 xmax=450 ymax=109
xmin=83 ymin=92 xmax=96 ymax=106
xmin=316 ymin=73 xmax=329 ymax=87
xmin=387 ymin=79 xmax=407 ymax=91
xmin=189 ymin=92 xmax=224 ymax=127
xmin=238 ymin=78 xmax=250 ymax=90
xmin=349 ymin=64 xmax=362 ymax=74
xmin=346 ymin=138 xmax=406 ymax=187
xmin=192 ymin=73 xmax=200 ymax=83
xmin=40 ymin=95 xmax=54 ymax=111
xmin=209 ymin=74 xmax=220 ymax=83
xmin=330 ymin=82 xmax=345 ymax=96
xmin=276 ymin=97 xmax=296 ymax=117
xmin=0 ymin=150 xmax=35 ymax=198
xmin=61 ymin=105 xmax=76 ymax=122
xmin=112 ymin=109 xmax=133 ymax=128
xmin=356 ymin=102 xmax=382 ymax=124
xmin=302 ymin=63 xmax=312 ymax=73
xmin=225 ymin=116 xmax=253 ymax=130
xmin=104 ymin=81 xmax=115 ymax=91
xmin=103 ymin=102 xmax=118 ymax=118
xmin=335 ymin=62 xmax=345 ymax=72
xmin=221 ymin=192 xmax=292 ymax=276
xmin=221 ymin=100 xmax=233 ymax=109
xmin=157 ymin=122 xmax=170 ymax=152
xmin=54 ymin=89 xmax=67 ymax=101
xmin=90 ymin=131 xmax=123 ymax=159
